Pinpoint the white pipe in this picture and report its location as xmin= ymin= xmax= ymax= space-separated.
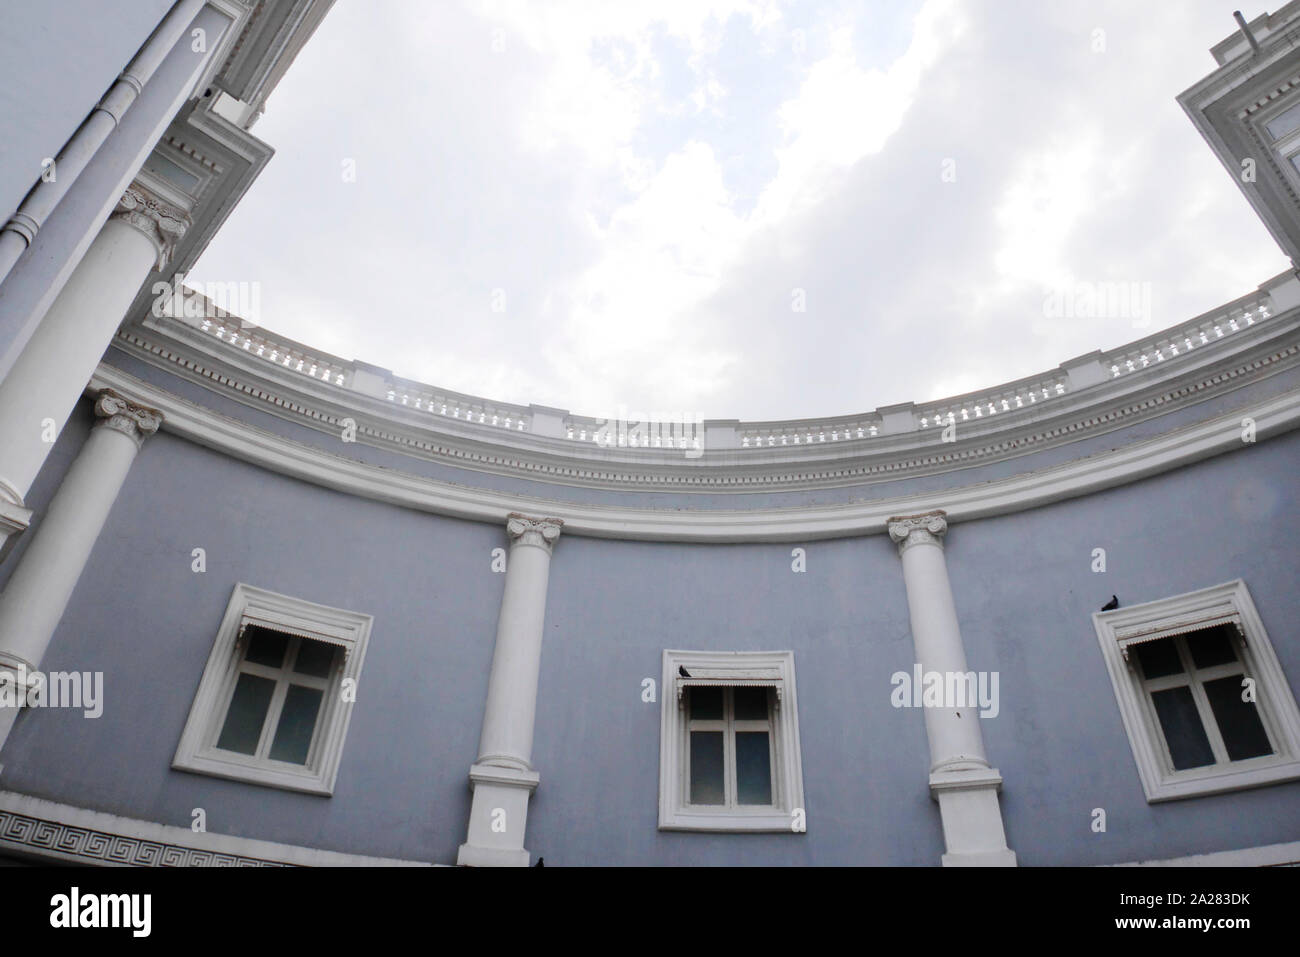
xmin=0 ymin=0 xmax=205 ymax=285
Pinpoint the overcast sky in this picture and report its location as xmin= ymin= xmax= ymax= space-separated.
xmin=189 ymin=0 xmax=1290 ymax=422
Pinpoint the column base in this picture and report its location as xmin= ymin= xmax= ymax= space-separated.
xmin=930 ymin=767 xmax=1017 ymax=867
xmin=0 ymin=499 xmax=32 ymax=566
xmin=942 ymin=849 xmax=1019 ymax=867
xmin=456 ymin=844 xmax=531 ymax=868
xmin=456 ymin=762 xmax=539 ymax=867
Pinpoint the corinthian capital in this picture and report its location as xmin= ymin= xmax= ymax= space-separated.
xmin=506 ymin=512 xmax=564 ymax=553
xmin=93 ymin=389 xmax=163 ymax=445
xmin=887 ymin=509 xmax=948 ymax=554
xmin=110 ymin=183 xmax=190 ymax=269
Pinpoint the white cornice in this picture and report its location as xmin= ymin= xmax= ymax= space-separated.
xmin=111 ymin=296 xmax=1300 ymax=494
xmin=89 ymin=363 xmax=1300 ymax=543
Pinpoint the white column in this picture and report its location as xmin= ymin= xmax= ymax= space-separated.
xmin=887 ymin=510 xmax=1017 ymax=867
xmin=0 ymin=183 xmax=187 ymax=549
xmin=458 ymin=513 xmax=563 ymax=867
xmin=0 ymin=390 xmax=162 ymax=758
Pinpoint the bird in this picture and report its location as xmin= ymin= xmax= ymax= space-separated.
xmin=1101 ymin=595 xmax=1119 ymax=611
xmin=678 ymin=666 xmax=691 ymax=678
xmin=535 ymin=857 xmax=544 ymax=867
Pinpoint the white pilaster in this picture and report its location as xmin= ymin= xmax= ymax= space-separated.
xmin=0 ymin=390 xmax=162 ymax=757
xmin=0 ymin=183 xmax=187 ymax=553
xmin=887 ymin=510 xmax=1017 ymax=867
xmin=458 ymin=513 xmax=563 ymax=867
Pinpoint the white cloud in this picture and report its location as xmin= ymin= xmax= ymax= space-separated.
xmin=188 ymin=0 xmax=1291 ymax=423
xmin=756 ymin=0 xmax=966 ymax=224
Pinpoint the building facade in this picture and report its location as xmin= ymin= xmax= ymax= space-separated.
xmin=0 ymin=1 xmax=1298 ymax=866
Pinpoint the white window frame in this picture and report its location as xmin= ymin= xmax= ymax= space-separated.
xmin=1254 ymin=92 xmax=1300 ymax=192
xmin=1094 ymin=579 xmax=1300 ymax=802
xmin=173 ymin=584 xmax=373 ymax=796
xmin=659 ymin=650 xmax=805 ymax=832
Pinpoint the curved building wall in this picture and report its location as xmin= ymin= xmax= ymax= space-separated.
xmin=1 ymin=373 xmax=1296 ymax=865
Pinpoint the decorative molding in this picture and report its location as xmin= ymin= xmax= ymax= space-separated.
xmin=110 ymin=185 xmax=190 ymax=270
xmin=1093 ymin=579 xmax=1300 ymax=802
xmin=92 ymin=389 xmax=162 ymax=445
xmin=111 ymin=303 xmax=1300 ymax=493
xmin=887 ymin=510 xmax=948 ymax=554
xmin=505 ymin=513 xmax=563 ymax=553
xmin=88 ymin=362 xmax=1300 ymax=543
xmin=0 ymin=789 xmax=429 ymax=867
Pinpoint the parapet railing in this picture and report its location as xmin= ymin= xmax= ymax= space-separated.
xmin=155 ymin=275 xmax=1289 ymax=455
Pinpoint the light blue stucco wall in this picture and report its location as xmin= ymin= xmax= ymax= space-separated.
xmin=948 ymin=431 xmax=1300 ymax=865
xmin=0 ymin=408 xmax=508 ymax=864
xmin=2 ymin=389 xmax=1298 ymax=865
xmin=528 ymin=533 xmax=942 ymax=865
xmin=0 ymin=1 xmax=172 ymax=225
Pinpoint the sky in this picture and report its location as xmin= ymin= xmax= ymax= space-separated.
xmin=189 ymin=0 xmax=1290 ymax=423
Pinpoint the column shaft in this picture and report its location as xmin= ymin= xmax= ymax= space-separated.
xmin=0 ymin=391 xmax=160 ymax=757
xmin=477 ymin=534 xmax=553 ymax=768
xmin=458 ymin=513 xmax=562 ymax=867
xmin=0 ymin=185 xmax=186 ymax=517
xmin=898 ymin=536 xmax=990 ymax=771
xmin=888 ymin=510 xmax=1016 ymax=867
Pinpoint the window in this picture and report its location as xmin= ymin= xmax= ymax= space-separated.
xmin=173 ymin=584 xmax=373 ymax=795
xmin=659 ymin=650 xmax=805 ymax=831
xmin=1256 ymin=95 xmax=1300 ymax=194
xmin=1094 ymin=580 xmax=1300 ymax=802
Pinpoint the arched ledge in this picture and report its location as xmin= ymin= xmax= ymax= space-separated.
xmin=111 ymin=284 xmax=1300 ymax=494
xmin=89 ymin=362 xmax=1300 ymax=543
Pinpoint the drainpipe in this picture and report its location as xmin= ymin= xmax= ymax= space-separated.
xmin=0 ymin=0 xmax=206 ymax=286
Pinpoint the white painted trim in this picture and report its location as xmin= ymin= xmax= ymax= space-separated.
xmin=0 ymin=789 xmax=432 ymax=866
xmin=172 ymin=583 xmax=373 ymax=795
xmin=111 ymin=304 xmax=1300 ymax=493
xmin=1111 ymin=839 xmax=1300 ymax=867
xmin=658 ymin=650 xmax=805 ymax=832
xmin=1094 ymin=580 xmax=1300 ymax=802
xmin=90 ymin=364 xmax=1300 ymax=543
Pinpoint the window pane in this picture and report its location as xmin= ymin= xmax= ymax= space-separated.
xmin=1266 ymin=101 xmax=1300 ymax=139
xmin=244 ymin=626 xmax=288 ymax=668
xmin=689 ymin=731 xmax=724 ymax=804
xmin=1136 ymin=638 xmax=1183 ymax=679
xmin=736 ymin=731 xmax=772 ymax=805
xmin=269 ymin=684 xmax=324 ymax=764
xmin=1151 ymin=686 xmax=1215 ymax=770
xmin=734 ymin=687 xmax=769 ymax=721
xmin=1204 ymin=676 xmax=1273 ymax=761
xmin=293 ymin=638 xmax=338 ymax=678
xmin=1186 ymin=625 xmax=1238 ymax=669
xmin=689 ymin=686 xmax=723 ymax=720
xmin=216 ymin=673 xmax=275 ymax=754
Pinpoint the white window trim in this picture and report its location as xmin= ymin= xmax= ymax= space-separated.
xmin=173 ymin=584 xmax=373 ymax=796
xmin=1094 ymin=579 xmax=1300 ymax=802
xmin=659 ymin=650 xmax=805 ymax=832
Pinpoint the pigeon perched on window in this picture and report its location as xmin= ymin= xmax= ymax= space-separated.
xmin=535 ymin=857 xmax=544 ymax=867
xmin=678 ymin=666 xmax=691 ymax=678
xmin=1101 ymin=595 xmax=1119 ymax=611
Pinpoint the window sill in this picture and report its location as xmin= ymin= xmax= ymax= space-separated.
xmin=1144 ymin=754 xmax=1300 ymax=802
xmin=172 ymin=750 xmax=334 ymax=796
xmin=659 ymin=808 xmax=802 ymax=832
